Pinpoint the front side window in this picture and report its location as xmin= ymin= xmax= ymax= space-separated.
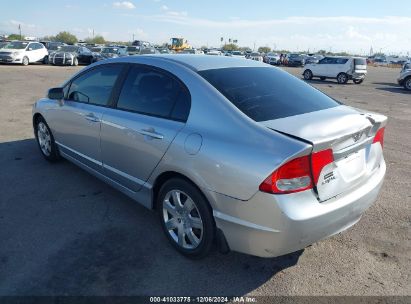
xmin=5 ymin=41 xmax=28 ymax=49
xmin=199 ymin=67 xmax=339 ymax=122
xmin=117 ymin=66 xmax=190 ymax=121
xmin=67 ymin=65 xmax=123 ymax=106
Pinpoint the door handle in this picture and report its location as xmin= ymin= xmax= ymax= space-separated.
xmin=138 ymin=128 xmax=164 ymax=140
xmin=85 ymin=113 xmax=100 ymax=122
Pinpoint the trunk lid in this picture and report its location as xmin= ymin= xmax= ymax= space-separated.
xmin=260 ymin=106 xmax=387 ymax=201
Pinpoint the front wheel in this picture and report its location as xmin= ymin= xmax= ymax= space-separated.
xmin=34 ymin=116 xmax=60 ymax=162
xmin=404 ymin=77 xmax=411 ymax=91
xmin=303 ymin=69 xmax=313 ymax=80
xmin=337 ymin=73 xmax=348 ymax=84
xmin=73 ymin=57 xmax=79 ymax=66
xmin=43 ymin=56 xmax=49 ymax=64
xmin=353 ymin=79 xmax=364 ymax=84
xmin=22 ymin=56 xmax=29 ymax=66
xmin=158 ymin=178 xmax=215 ymax=259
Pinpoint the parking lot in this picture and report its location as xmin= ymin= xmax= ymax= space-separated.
xmin=0 ymin=63 xmax=410 ymax=297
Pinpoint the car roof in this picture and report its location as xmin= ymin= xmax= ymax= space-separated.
xmin=122 ymin=54 xmax=267 ymax=71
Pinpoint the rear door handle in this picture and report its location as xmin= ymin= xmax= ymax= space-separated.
xmin=85 ymin=113 xmax=100 ymax=122
xmin=138 ymin=128 xmax=164 ymax=140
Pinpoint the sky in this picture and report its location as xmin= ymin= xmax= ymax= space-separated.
xmin=1 ymin=0 xmax=410 ymax=55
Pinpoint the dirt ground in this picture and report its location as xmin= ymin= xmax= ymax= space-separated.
xmin=0 ymin=63 xmax=409 ymax=297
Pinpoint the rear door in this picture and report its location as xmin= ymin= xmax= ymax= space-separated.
xmin=48 ymin=63 xmax=125 ymax=171
xmin=100 ymin=64 xmax=190 ymax=192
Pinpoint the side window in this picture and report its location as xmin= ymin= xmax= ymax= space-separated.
xmin=335 ymin=58 xmax=348 ymax=64
xmin=170 ymin=87 xmax=191 ymax=121
xmin=117 ymin=66 xmax=188 ymax=119
xmin=67 ymin=64 xmax=123 ymax=106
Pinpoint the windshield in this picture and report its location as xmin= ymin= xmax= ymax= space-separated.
xmin=5 ymin=41 xmax=28 ymax=49
xmin=199 ymin=67 xmax=340 ymax=122
xmin=127 ymin=46 xmax=137 ymax=51
xmin=59 ymin=46 xmax=78 ymax=52
xmin=102 ymin=48 xmax=118 ymax=54
xmin=289 ymin=54 xmax=301 ymax=59
xmin=232 ymin=51 xmax=242 ymax=55
xmin=48 ymin=43 xmax=62 ymax=51
xmin=0 ymin=42 xmax=9 ymax=48
xmin=91 ymin=47 xmax=102 ymax=52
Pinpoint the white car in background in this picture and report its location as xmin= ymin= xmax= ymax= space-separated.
xmin=249 ymin=52 xmax=263 ymax=62
xmin=264 ymin=52 xmax=281 ymax=65
xmin=0 ymin=41 xmax=48 ymax=65
xmin=231 ymin=51 xmax=246 ymax=58
xmin=303 ymin=56 xmax=367 ymax=84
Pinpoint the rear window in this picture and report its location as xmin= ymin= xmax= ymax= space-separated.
xmin=354 ymin=58 xmax=366 ymax=65
xmin=198 ymin=67 xmax=340 ymax=122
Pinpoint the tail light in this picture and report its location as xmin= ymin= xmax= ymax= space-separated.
xmin=311 ymin=149 xmax=334 ymax=185
xmin=372 ymin=127 xmax=385 ymax=148
xmin=259 ymin=149 xmax=334 ymax=195
xmin=259 ymin=155 xmax=313 ymax=194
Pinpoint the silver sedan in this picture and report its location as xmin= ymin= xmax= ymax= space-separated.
xmin=32 ymin=55 xmax=387 ymax=258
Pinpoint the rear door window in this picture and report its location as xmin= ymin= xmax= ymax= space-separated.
xmin=116 ymin=65 xmax=191 ymax=121
xmin=199 ymin=67 xmax=340 ymax=122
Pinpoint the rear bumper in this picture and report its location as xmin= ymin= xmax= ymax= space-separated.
xmin=209 ymin=159 xmax=386 ymax=258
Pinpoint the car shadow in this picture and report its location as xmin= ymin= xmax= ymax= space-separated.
xmin=304 ymin=78 xmax=352 ymax=86
xmin=372 ymin=82 xmax=399 ymax=87
xmin=375 ymin=87 xmax=410 ymax=94
xmin=0 ymin=138 xmax=303 ymax=296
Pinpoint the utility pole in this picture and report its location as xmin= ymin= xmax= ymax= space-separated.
xmin=132 ymin=33 xmax=135 ymax=42
xmin=18 ymin=24 xmax=22 ymax=40
xmin=92 ymin=29 xmax=95 ymax=39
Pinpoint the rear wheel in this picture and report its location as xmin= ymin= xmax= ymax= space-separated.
xmin=404 ymin=77 xmax=411 ymax=91
xmin=157 ymin=178 xmax=215 ymax=259
xmin=337 ymin=73 xmax=348 ymax=84
xmin=34 ymin=116 xmax=60 ymax=162
xmin=22 ymin=56 xmax=29 ymax=66
xmin=353 ymin=79 xmax=364 ymax=84
xmin=303 ymin=69 xmax=313 ymax=80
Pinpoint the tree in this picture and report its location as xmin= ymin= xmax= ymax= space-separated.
xmin=222 ymin=43 xmax=239 ymax=51
xmin=55 ymin=31 xmax=78 ymax=44
xmin=258 ymin=46 xmax=271 ymax=54
xmin=84 ymin=35 xmax=106 ymax=45
xmin=7 ymin=34 xmax=22 ymax=40
xmin=42 ymin=35 xmax=57 ymax=42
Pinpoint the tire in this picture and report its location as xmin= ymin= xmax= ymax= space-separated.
xmin=320 ymin=77 xmax=326 ymax=81
xmin=353 ymin=79 xmax=364 ymax=84
xmin=43 ymin=56 xmax=49 ymax=64
xmin=404 ymin=77 xmax=411 ymax=91
xmin=337 ymin=73 xmax=348 ymax=84
xmin=157 ymin=178 xmax=215 ymax=259
xmin=303 ymin=69 xmax=313 ymax=80
xmin=22 ymin=56 xmax=29 ymax=66
xmin=34 ymin=116 xmax=60 ymax=162
xmin=73 ymin=57 xmax=79 ymax=66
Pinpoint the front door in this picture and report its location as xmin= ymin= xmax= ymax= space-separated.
xmin=48 ymin=64 xmax=125 ymax=171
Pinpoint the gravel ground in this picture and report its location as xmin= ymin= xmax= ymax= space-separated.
xmin=0 ymin=63 xmax=409 ymax=297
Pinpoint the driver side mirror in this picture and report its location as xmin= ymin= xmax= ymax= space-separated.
xmin=48 ymin=87 xmax=64 ymax=100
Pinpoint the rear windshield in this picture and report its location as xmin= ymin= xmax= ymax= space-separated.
xmin=198 ymin=67 xmax=340 ymax=122
xmin=354 ymin=58 xmax=366 ymax=65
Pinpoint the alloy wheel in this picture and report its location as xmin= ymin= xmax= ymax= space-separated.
xmin=37 ymin=121 xmax=51 ymax=156
xmin=162 ymin=190 xmax=204 ymax=249
xmin=405 ymin=78 xmax=411 ymax=91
